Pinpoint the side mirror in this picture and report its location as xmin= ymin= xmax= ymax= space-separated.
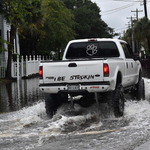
xmin=133 ymin=54 xmax=140 ymax=61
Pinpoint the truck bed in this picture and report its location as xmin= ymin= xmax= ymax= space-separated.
xmin=40 ymin=59 xmax=105 ymax=84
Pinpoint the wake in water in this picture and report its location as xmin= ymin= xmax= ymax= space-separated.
xmin=0 ymin=78 xmax=149 ymax=149
xmin=0 ymin=78 xmax=150 ymax=132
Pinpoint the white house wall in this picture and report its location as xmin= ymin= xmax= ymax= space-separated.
xmin=0 ymin=14 xmax=10 ymax=64
xmin=0 ymin=14 xmax=20 ymax=67
xmin=0 ymin=15 xmax=2 ymax=32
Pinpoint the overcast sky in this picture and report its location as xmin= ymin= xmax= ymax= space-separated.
xmin=91 ymin=0 xmax=150 ymax=36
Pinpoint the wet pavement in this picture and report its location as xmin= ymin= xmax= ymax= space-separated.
xmin=0 ymin=63 xmax=150 ymax=150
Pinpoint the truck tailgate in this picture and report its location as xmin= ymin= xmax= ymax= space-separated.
xmin=42 ymin=60 xmax=104 ymax=84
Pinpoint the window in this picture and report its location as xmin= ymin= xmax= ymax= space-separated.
xmin=66 ymin=41 xmax=120 ymax=59
xmin=121 ymin=43 xmax=132 ymax=58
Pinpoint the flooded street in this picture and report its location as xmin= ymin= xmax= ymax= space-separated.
xmin=0 ymin=78 xmax=44 ymax=112
xmin=0 ymin=68 xmax=150 ymax=149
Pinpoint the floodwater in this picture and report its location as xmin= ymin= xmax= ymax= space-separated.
xmin=0 ymin=66 xmax=150 ymax=150
xmin=0 ymin=78 xmax=44 ymax=113
xmin=0 ymin=64 xmax=149 ymax=113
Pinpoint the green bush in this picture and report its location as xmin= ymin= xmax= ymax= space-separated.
xmin=12 ymin=53 xmax=21 ymax=62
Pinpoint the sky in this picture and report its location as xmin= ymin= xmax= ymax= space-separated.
xmin=91 ymin=0 xmax=150 ymax=36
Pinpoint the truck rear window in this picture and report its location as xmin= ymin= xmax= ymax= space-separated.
xmin=66 ymin=41 xmax=120 ymax=59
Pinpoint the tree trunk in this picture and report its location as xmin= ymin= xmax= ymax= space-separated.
xmin=5 ymin=24 xmax=16 ymax=79
xmin=147 ymin=37 xmax=150 ymax=57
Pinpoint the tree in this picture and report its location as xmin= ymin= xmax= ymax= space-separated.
xmin=19 ymin=0 xmax=75 ymax=60
xmin=122 ymin=28 xmax=132 ymax=45
xmin=0 ymin=0 xmax=39 ymax=79
xmin=38 ymin=0 xmax=75 ymax=59
xmin=19 ymin=0 xmax=45 ymax=56
xmin=62 ymin=0 xmax=117 ymax=39
xmin=134 ymin=17 xmax=150 ymax=55
xmin=0 ymin=36 xmax=8 ymax=53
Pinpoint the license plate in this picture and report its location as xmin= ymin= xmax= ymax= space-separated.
xmin=67 ymin=85 xmax=80 ymax=90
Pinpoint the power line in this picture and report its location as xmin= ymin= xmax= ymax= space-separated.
xmin=113 ymin=0 xmax=143 ymax=2
xmin=115 ymin=27 xmax=128 ymax=31
xmin=102 ymin=3 xmax=136 ymax=15
xmin=103 ymin=3 xmax=135 ymax=13
xmin=99 ymin=0 xmax=144 ymax=1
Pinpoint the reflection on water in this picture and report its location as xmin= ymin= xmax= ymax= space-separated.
xmin=0 ymin=78 xmax=44 ymax=113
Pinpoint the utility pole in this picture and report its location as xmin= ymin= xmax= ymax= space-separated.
xmin=127 ymin=16 xmax=136 ymax=52
xmin=131 ymin=9 xmax=143 ymax=20
xmin=125 ymin=22 xmax=131 ymax=29
xmin=143 ymin=0 xmax=150 ymax=57
xmin=144 ymin=0 xmax=148 ymax=18
xmin=131 ymin=9 xmax=143 ymax=53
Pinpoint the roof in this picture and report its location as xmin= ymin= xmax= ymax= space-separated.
xmin=68 ymin=38 xmax=127 ymax=44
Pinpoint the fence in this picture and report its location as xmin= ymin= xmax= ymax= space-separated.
xmin=0 ymin=55 xmax=50 ymax=79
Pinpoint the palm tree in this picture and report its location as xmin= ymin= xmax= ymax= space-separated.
xmin=134 ymin=17 xmax=150 ymax=55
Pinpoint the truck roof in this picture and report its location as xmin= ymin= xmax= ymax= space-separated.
xmin=68 ymin=38 xmax=127 ymax=44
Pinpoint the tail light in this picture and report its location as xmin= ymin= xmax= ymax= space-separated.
xmin=39 ymin=66 xmax=43 ymax=79
xmin=88 ymin=39 xmax=97 ymax=42
xmin=104 ymin=64 xmax=109 ymax=77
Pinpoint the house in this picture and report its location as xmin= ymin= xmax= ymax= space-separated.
xmin=0 ymin=14 xmax=41 ymax=79
xmin=0 ymin=14 xmax=20 ymax=70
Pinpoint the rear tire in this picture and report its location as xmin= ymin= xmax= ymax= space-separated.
xmin=45 ymin=94 xmax=68 ymax=118
xmin=45 ymin=94 xmax=57 ymax=118
xmin=135 ymin=79 xmax=145 ymax=101
xmin=112 ymin=84 xmax=125 ymax=117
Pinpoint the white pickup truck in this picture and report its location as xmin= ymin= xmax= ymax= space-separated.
xmin=39 ymin=38 xmax=145 ymax=118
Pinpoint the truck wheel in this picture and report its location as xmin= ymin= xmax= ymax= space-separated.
xmin=136 ymin=79 xmax=145 ymax=101
xmin=45 ymin=94 xmax=68 ymax=118
xmin=113 ymin=84 xmax=125 ymax=117
xmin=45 ymin=94 xmax=57 ymax=118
